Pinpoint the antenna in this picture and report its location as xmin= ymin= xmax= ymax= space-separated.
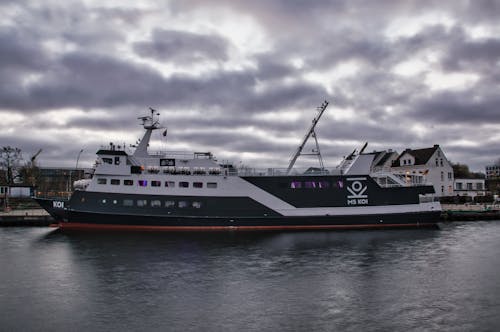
xmin=286 ymin=100 xmax=329 ymax=174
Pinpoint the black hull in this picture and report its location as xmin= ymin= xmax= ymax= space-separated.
xmin=57 ymin=210 xmax=441 ymax=231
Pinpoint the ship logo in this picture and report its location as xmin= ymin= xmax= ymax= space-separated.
xmin=346 ymin=177 xmax=369 ymax=205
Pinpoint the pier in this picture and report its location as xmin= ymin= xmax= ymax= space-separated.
xmin=0 ymin=209 xmax=54 ymax=226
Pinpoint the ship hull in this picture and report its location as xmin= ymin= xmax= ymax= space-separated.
xmin=55 ymin=210 xmax=440 ymax=231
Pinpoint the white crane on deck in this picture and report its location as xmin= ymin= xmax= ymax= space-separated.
xmin=286 ymin=100 xmax=329 ymax=174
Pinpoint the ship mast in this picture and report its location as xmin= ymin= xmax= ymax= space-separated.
xmin=133 ymin=108 xmax=162 ymax=158
xmin=286 ymin=100 xmax=329 ymax=174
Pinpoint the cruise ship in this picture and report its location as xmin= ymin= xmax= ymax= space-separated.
xmin=36 ymin=102 xmax=441 ymax=230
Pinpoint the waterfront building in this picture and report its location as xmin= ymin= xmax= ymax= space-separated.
xmin=368 ymin=150 xmax=399 ymax=173
xmin=390 ymin=145 xmax=454 ymax=197
xmin=37 ymin=167 xmax=86 ymax=197
xmin=454 ymin=178 xmax=486 ymax=199
xmin=485 ymin=164 xmax=500 ymax=179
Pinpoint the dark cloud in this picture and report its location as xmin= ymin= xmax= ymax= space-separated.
xmin=133 ymin=29 xmax=229 ymax=63
xmin=413 ymin=92 xmax=500 ymax=124
xmin=1 ymin=0 xmax=499 ymax=171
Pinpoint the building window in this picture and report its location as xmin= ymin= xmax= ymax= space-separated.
xmin=440 ymin=159 xmax=443 ymax=167
xmin=124 ymin=180 xmax=133 ymax=186
xmin=165 ymin=201 xmax=175 ymax=208
xmin=193 ymin=182 xmax=203 ymax=188
xmin=97 ymin=178 xmax=107 ymax=185
xmin=151 ymin=180 xmax=161 ymax=187
xmin=448 ymin=172 xmax=452 ymax=180
xmin=151 ymin=200 xmax=161 ymax=208
xmin=436 ymin=158 xmax=439 ymax=167
xmin=137 ymin=200 xmax=147 ymax=207
xmin=476 ymin=183 xmax=483 ymax=190
xmin=138 ymin=180 xmax=147 ymax=187
xmin=456 ymin=182 xmax=463 ymax=190
xmin=467 ymin=183 xmax=473 ymax=190
xmin=441 ymin=171 xmax=444 ymax=181
xmin=207 ymin=182 xmax=217 ymax=189
xmin=441 ymin=186 xmax=444 ymax=194
xmin=165 ymin=181 xmax=175 ymax=188
xmin=179 ymin=182 xmax=189 ymax=188
xmin=110 ymin=179 xmax=120 ymax=185
xmin=123 ymin=199 xmax=133 ymax=206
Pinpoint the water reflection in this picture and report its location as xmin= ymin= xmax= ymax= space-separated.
xmin=2 ymin=223 xmax=500 ymax=331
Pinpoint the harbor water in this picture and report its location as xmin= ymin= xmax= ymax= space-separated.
xmin=1 ymin=222 xmax=500 ymax=331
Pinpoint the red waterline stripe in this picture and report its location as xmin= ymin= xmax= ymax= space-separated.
xmin=58 ymin=222 xmax=435 ymax=231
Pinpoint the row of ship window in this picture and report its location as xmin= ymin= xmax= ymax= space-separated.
xmin=289 ymin=180 xmax=343 ymax=189
xmin=100 ymin=198 xmax=203 ymax=209
xmin=96 ymin=178 xmax=218 ymax=189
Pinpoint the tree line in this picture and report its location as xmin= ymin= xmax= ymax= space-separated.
xmin=0 ymin=146 xmax=41 ymax=186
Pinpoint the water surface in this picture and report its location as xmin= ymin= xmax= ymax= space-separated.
xmin=1 ymin=222 xmax=500 ymax=331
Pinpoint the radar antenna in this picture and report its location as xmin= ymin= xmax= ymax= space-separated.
xmin=286 ymin=100 xmax=329 ymax=174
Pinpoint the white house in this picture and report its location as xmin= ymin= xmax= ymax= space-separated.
xmin=390 ymin=144 xmax=454 ymax=197
xmin=454 ymin=178 xmax=486 ymax=199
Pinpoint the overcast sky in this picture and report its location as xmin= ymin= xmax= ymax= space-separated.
xmin=1 ymin=0 xmax=499 ymax=172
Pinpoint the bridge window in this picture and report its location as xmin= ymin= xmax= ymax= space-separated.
xmin=102 ymin=158 xmax=112 ymax=164
xmin=110 ymin=179 xmax=120 ymax=185
xmin=304 ymin=181 xmax=316 ymax=189
xmin=318 ymin=181 xmax=330 ymax=188
xmin=97 ymin=178 xmax=107 ymax=185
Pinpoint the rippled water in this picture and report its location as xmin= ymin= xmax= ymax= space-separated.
xmin=1 ymin=222 xmax=500 ymax=331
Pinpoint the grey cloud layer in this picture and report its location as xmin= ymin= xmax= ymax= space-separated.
xmin=1 ymin=0 xmax=499 ymax=170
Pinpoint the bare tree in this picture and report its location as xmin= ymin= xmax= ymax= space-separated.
xmin=0 ymin=146 xmax=23 ymax=185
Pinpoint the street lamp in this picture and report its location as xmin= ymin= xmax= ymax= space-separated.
xmin=76 ymin=149 xmax=84 ymax=170
xmin=71 ymin=149 xmax=84 ymax=193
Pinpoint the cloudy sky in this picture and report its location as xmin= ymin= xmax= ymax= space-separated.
xmin=1 ymin=0 xmax=499 ymax=172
